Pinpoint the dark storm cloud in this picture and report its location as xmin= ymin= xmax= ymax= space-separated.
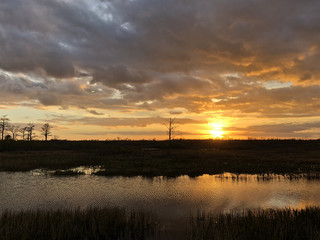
xmin=1 ymin=0 xmax=320 ymax=117
xmin=0 ymin=70 xmax=114 ymax=108
xmin=91 ymin=66 xmax=151 ymax=89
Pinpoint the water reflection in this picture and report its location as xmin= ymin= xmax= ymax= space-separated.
xmin=0 ymin=172 xmax=319 ymax=220
xmin=31 ymin=166 xmax=103 ymax=176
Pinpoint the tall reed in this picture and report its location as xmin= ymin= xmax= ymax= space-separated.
xmin=186 ymin=207 xmax=320 ymax=240
xmin=0 ymin=208 xmax=158 ymax=240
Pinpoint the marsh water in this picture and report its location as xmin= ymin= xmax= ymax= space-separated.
xmin=1 ymin=171 xmax=320 ymax=220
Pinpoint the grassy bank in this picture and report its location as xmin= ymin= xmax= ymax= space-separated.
xmin=1 ymin=207 xmax=319 ymax=240
xmin=0 ymin=208 xmax=158 ymax=240
xmin=187 ymin=208 xmax=320 ymax=240
xmin=0 ymin=139 xmax=320 ymax=176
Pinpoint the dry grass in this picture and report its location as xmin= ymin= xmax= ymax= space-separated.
xmin=1 ymin=207 xmax=320 ymax=239
xmin=0 ymin=208 xmax=158 ymax=240
xmin=187 ymin=207 xmax=320 ymax=240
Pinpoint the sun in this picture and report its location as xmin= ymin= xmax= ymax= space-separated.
xmin=209 ymin=122 xmax=225 ymax=138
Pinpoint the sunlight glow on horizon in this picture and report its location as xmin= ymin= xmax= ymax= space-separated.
xmin=209 ymin=122 xmax=225 ymax=139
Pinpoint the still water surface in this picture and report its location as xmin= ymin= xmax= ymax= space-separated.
xmin=1 ymin=171 xmax=320 ymax=220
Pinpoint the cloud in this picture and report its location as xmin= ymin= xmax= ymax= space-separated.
xmin=86 ymin=109 xmax=105 ymax=116
xmin=91 ymin=65 xmax=151 ymax=89
xmin=0 ymin=0 xmax=320 ymax=120
xmin=229 ymin=121 xmax=320 ymax=138
xmin=47 ymin=115 xmax=206 ymax=127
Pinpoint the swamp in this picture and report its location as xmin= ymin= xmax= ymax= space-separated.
xmin=1 ymin=140 xmax=320 ymax=239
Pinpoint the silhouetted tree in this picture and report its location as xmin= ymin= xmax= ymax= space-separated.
xmin=41 ymin=123 xmax=52 ymax=141
xmin=20 ymin=127 xmax=28 ymax=140
xmin=7 ymin=124 xmax=19 ymax=140
xmin=26 ymin=123 xmax=35 ymax=141
xmin=4 ymin=134 xmax=12 ymax=141
xmin=167 ymin=117 xmax=175 ymax=141
xmin=0 ymin=115 xmax=9 ymax=140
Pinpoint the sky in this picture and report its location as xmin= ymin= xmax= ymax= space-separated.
xmin=1 ymin=0 xmax=320 ymax=140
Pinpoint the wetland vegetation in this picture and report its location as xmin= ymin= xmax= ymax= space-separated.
xmin=187 ymin=207 xmax=320 ymax=240
xmin=0 ymin=208 xmax=158 ymax=240
xmin=1 ymin=207 xmax=319 ymax=240
xmin=0 ymin=139 xmax=320 ymax=177
xmin=1 ymin=140 xmax=320 ymax=239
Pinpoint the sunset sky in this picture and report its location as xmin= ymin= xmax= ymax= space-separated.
xmin=1 ymin=0 xmax=320 ymax=140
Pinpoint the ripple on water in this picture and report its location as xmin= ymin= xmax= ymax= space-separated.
xmin=0 ymin=172 xmax=319 ymax=220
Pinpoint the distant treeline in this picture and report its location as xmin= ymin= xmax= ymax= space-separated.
xmin=0 ymin=138 xmax=320 ymax=152
xmin=0 ymin=115 xmax=52 ymax=141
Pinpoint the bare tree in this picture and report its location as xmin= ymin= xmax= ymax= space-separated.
xmin=26 ymin=123 xmax=35 ymax=141
xmin=20 ymin=127 xmax=28 ymax=140
xmin=167 ymin=117 xmax=175 ymax=141
xmin=0 ymin=115 xmax=9 ymax=140
xmin=7 ymin=125 xmax=19 ymax=140
xmin=41 ymin=123 xmax=52 ymax=141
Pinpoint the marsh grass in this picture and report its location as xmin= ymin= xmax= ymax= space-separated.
xmin=1 ymin=207 xmax=320 ymax=239
xmin=0 ymin=208 xmax=158 ymax=240
xmin=186 ymin=207 xmax=320 ymax=240
xmin=1 ymin=140 xmax=320 ymax=177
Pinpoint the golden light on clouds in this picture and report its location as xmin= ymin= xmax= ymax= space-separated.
xmin=1 ymin=0 xmax=320 ymax=140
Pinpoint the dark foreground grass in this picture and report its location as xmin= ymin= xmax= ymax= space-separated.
xmin=187 ymin=208 xmax=320 ymax=240
xmin=1 ymin=139 xmax=320 ymax=177
xmin=1 ymin=207 xmax=320 ymax=240
xmin=0 ymin=208 xmax=158 ymax=240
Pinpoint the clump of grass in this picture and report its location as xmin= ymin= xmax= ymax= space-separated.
xmin=0 ymin=208 xmax=158 ymax=240
xmin=187 ymin=207 xmax=320 ymax=240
